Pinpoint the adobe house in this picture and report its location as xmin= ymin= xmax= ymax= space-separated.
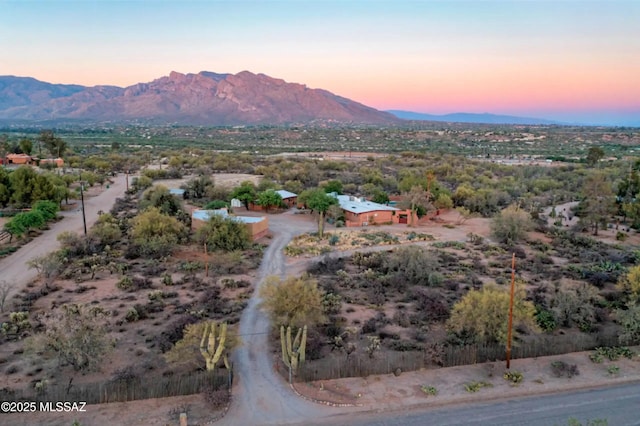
xmin=39 ymin=157 xmax=65 ymax=168
xmin=191 ymin=208 xmax=269 ymax=240
xmin=335 ymin=195 xmax=411 ymax=227
xmin=248 ymin=189 xmax=298 ymax=212
xmin=5 ymin=154 xmax=35 ymax=165
xmin=275 ymin=189 xmax=297 ymax=208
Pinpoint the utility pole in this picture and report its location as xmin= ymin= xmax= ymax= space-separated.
xmin=79 ymin=178 xmax=87 ymax=236
xmin=204 ymin=243 xmax=208 ymax=277
xmin=125 ymin=170 xmax=129 ymax=192
xmin=506 ymin=253 xmax=516 ymax=369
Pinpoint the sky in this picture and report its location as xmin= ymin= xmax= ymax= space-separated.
xmin=1 ymin=0 xmax=639 ymax=125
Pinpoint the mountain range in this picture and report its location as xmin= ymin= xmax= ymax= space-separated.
xmin=2 ymin=72 xmax=634 ymax=127
xmin=386 ymin=110 xmax=559 ymax=125
xmin=0 ymin=71 xmax=399 ymax=126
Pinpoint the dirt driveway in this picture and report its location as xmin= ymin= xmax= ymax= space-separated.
xmin=4 ymin=207 xmax=638 ymax=426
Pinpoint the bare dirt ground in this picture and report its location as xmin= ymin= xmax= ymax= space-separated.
xmin=148 ymin=173 xmax=262 ymax=191
xmin=4 ymin=205 xmax=639 ymax=426
xmin=293 ymin=348 xmax=640 ymax=411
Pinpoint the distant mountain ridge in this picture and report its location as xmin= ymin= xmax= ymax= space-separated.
xmin=387 ymin=110 xmax=559 ymax=125
xmin=0 ymin=71 xmax=400 ymax=126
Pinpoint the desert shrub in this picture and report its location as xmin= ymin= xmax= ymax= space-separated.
xmin=1 ymin=311 xmax=31 ymax=340
xmin=308 ymin=255 xmax=345 ymax=275
xmin=202 ymin=388 xmax=230 ymax=410
xmin=111 ymin=365 xmax=141 ymax=384
xmin=535 ymin=307 xmax=557 ymax=332
xmin=490 ymin=205 xmax=532 ymax=244
xmin=447 ymin=283 xmax=537 ymax=344
xmin=617 ymin=265 xmax=640 ymax=302
xmin=162 ymin=273 xmax=174 ymax=286
xmin=352 ymin=251 xmax=385 ymax=270
xmin=361 ymin=317 xmax=378 ymax=334
xmin=156 ymin=315 xmax=199 ymax=352
xmin=208 ymin=251 xmax=250 ymax=275
xmin=616 ymin=303 xmax=640 ymax=345
xmin=130 ymin=207 xmax=187 ymax=258
xmin=412 ymin=287 xmax=450 ymax=323
xmin=387 ymin=340 xmax=422 ymax=352
xmin=550 ymin=284 xmax=600 ymax=331
xmin=322 ymin=292 xmax=342 ymax=315
xmin=382 ymin=246 xmax=440 ymax=288
xmin=305 ymin=327 xmax=324 ymax=360
xmin=464 ymin=381 xmax=493 ymax=393
xmin=590 ymin=346 xmax=634 ymax=362
xmin=503 ymin=370 xmax=523 ymax=384
xmin=607 ymin=365 xmax=620 ymax=376
xmin=550 ymin=360 xmax=580 ymax=378
xmin=117 ymin=275 xmax=152 ymax=292
xmin=420 ymin=385 xmax=437 ymax=396
xmin=393 ymin=310 xmax=411 ymax=327
xmin=33 ymin=304 xmax=113 ymax=371
xmin=194 ymin=213 xmax=250 ymax=252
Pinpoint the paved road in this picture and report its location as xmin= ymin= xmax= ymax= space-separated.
xmin=219 ymin=211 xmax=349 ymax=425
xmin=306 ymin=382 xmax=640 ymax=426
xmin=0 ymin=174 xmax=128 ymax=302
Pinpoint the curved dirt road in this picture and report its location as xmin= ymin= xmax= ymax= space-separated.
xmin=0 ymin=174 xmax=128 ymax=302
xmin=220 ymin=211 xmax=349 ymax=425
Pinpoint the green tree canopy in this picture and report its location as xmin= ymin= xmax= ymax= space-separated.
xmin=181 ymin=175 xmax=213 ymax=199
xmin=371 ymin=189 xmax=390 ymax=205
xmin=490 ymin=204 xmax=532 ymax=244
xmin=580 ymin=171 xmax=615 ymax=236
xmin=299 ymin=188 xmax=338 ymax=238
xmin=31 ymin=304 xmax=113 ymax=371
xmin=255 ymin=189 xmax=283 ymax=212
xmin=195 ymin=212 xmax=250 ymax=252
xmin=8 ymin=166 xmax=58 ymax=207
xmin=322 ymin=179 xmax=343 ymax=194
xmin=260 ymin=274 xmax=326 ymax=328
xmin=231 ymin=181 xmax=257 ymax=209
xmin=617 ymin=265 xmax=640 ymax=303
xmin=586 ymin=146 xmax=605 ymax=167
xmin=446 ymin=283 xmax=537 ymax=344
xmin=19 ymin=138 xmax=33 ymax=155
xmin=130 ymin=207 xmax=187 ymax=257
xmin=91 ymin=213 xmax=122 ymax=247
xmin=140 ymin=185 xmax=187 ymax=219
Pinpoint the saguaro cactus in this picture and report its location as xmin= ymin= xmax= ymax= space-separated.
xmin=280 ymin=325 xmax=307 ymax=375
xmin=200 ymin=322 xmax=229 ymax=371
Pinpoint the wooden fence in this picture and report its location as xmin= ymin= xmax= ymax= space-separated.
xmin=292 ymin=331 xmax=630 ymax=383
xmin=0 ymin=370 xmax=228 ymax=404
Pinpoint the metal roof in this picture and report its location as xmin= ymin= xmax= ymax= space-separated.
xmin=192 ymin=209 xmax=266 ymax=224
xmin=335 ymin=195 xmax=399 ymax=214
xmin=275 ymin=189 xmax=297 ymax=199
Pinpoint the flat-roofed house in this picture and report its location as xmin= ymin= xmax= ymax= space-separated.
xmin=39 ymin=157 xmax=64 ymax=167
xmin=336 ymin=195 xmax=411 ymax=227
xmin=5 ymin=154 xmax=35 ymax=165
xmin=191 ymin=208 xmax=269 ymax=240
